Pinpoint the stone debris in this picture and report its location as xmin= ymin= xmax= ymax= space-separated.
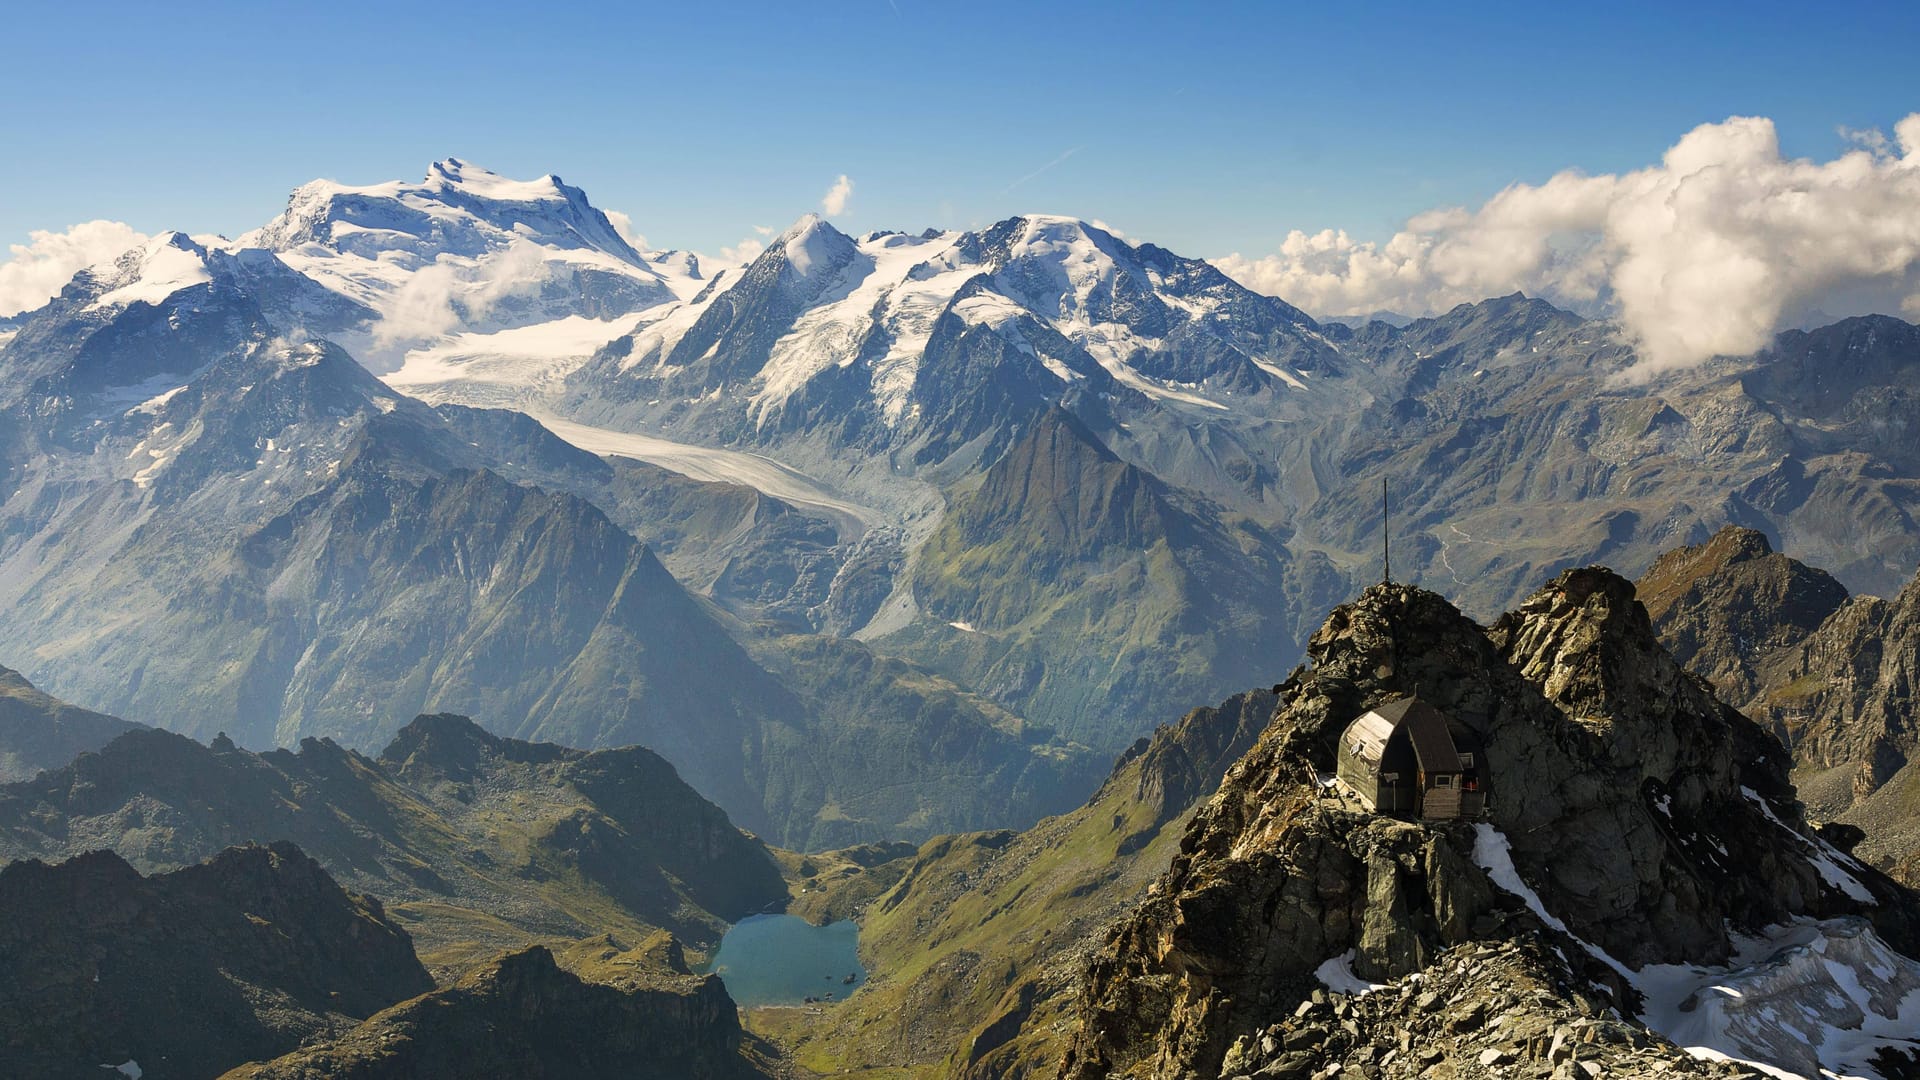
xmin=1216 ymin=938 xmax=1763 ymax=1080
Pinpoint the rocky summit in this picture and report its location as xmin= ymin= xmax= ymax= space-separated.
xmin=1052 ymin=570 xmax=1920 ymax=1079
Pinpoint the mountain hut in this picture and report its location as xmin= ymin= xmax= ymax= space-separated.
xmin=1333 ymin=697 xmax=1486 ymax=820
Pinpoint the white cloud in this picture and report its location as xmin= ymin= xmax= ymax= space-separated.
xmin=373 ymin=240 xmax=552 ymax=346
xmin=0 ymin=220 xmax=150 ymax=318
xmin=752 ymin=224 xmax=775 ymax=237
xmin=603 ymin=209 xmax=648 ymax=252
xmin=1215 ymin=113 xmax=1920 ymax=374
xmin=821 ymin=174 xmax=854 ymax=217
xmin=718 ymin=236 xmax=765 ymax=265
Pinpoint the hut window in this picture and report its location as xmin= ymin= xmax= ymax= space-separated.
xmin=1434 ymin=774 xmax=1454 ymax=787
xmin=1381 ymin=772 xmax=1399 ymax=783
xmin=1459 ymin=752 xmax=1474 ymax=767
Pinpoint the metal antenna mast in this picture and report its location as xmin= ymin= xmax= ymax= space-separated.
xmin=1382 ymin=478 xmax=1391 ymax=585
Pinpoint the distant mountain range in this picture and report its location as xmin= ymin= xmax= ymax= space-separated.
xmin=4 ymin=159 xmax=1920 ymax=855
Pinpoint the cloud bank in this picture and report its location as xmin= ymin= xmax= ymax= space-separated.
xmin=821 ymin=174 xmax=854 ymax=217
xmin=0 ymin=220 xmax=150 ymax=318
xmin=1216 ymin=113 xmax=1920 ymax=373
xmin=602 ymin=209 xmax=648 ymax=252
xmin=374 ymin=240 xmax=552 ymax=346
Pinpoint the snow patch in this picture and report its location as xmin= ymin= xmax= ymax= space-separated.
xmin=93 ymin=234 xmax=211 ymax=309
xmin=100 ymin=1062 xmax=141 ymax=1079
xmin=1473 ymin=823 xmax=1920 ymax=1078
xmin=1470 ymin=824 xmax=1632 ymax=978
xmin=1315 ymin=949 xmax=1390 ymax=996
xmin=948 ymin=620 xmax=977 ymax=633
xmin=126 ymin=385 xmax=188 ymax=416
xmin=1741 ymin=787 xmax=1874 ymax=903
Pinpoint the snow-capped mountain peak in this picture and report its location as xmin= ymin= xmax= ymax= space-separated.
xmin=580 ymin=209 xmax=1343 ymax=447
xmin=224 ymin=161 xmax=679 ymax=381
xmin=239 ymin=159 xmax=643 ymax=268
xmin=774 ymin=212 xmax=857 ymax=281
xmin=89 ymin=231 xmax=214 ymax=310
xmin=421 ymin=157 xmax=568 ymax=202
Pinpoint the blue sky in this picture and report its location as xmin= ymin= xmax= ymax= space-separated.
xmin=1 ymin=0 xmax=1914 ymax=260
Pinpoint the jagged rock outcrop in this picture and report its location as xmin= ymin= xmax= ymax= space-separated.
xmin=1751 ymin=566 xmax=1920 ymax=883
xmin=1629 ymin=527 xmax=1920 ymax=885
xmin=1054 ymin=571 xmax=1915 ymax=1080
xmin=0 ymin=842 xmax=431 ymax=1080
xmin=222 ymin=945 xmax=763 ymax=1080
xmin=0 ymin=663 xmax=141 ymax=782
xmin=1636 ymin=525 xmax=1849 ymax=704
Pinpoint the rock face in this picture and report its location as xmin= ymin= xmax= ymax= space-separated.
xmin=0 ymin=842 xmax=431 ymax=1080
xmin=0 ymin=664 xmax=141 ymax=782
xmin=1053 ymin=571 xmax=1915 ymax=1080
xmin=1751 ymin=567 xmax=1920 ymax=883
xmin=222 ymin=945 xmax=760 ymax=1080
xmin=1635 ymin=526 xmax=1920 ymax=885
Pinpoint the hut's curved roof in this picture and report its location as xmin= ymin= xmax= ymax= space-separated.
xmin=1340 ymin=709 xmax=1396 ymax=765
xmin=1343 ymin=697 xmax=1462 ymax=772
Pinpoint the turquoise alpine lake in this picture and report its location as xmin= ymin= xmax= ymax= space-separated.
xmin=703 ymin=914 xmax=867 ymax=1007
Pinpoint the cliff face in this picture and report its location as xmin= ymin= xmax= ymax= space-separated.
xmin=1756 ymin=571 xmax=1920 ymax=882
xmin=1053 ymin=571 xmax=1915 ymax=1080
xmin=223 ymin=945 xmax=761 ymax=1080
xmin=0 ymin=842 xmax=431 ymax=1080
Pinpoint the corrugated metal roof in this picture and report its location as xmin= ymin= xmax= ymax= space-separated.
xmin=1348 ymin=697 xmax=1462 ymax=773
xmin=1340 ymin=709 xmax=1396 ymax=765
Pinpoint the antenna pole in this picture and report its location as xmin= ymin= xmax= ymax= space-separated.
xmin=1382 ymin=478 xmax=1391 ymax=585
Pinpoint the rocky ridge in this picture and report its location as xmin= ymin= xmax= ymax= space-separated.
xmin=1212 ymin=938 xmax=1751 ymax=1080
xmin=1635 ymin=525 xmax=1850 ymax=705
xmin=0 ymin=663 xmax=141 ymax=782
xmin=1634 ymin=526 xmax=1920 ymax=885
xmin=223 ymin=943 xmax=765 ymax=1080
xmin=0 ymin=713 xmax=788 ymax=971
